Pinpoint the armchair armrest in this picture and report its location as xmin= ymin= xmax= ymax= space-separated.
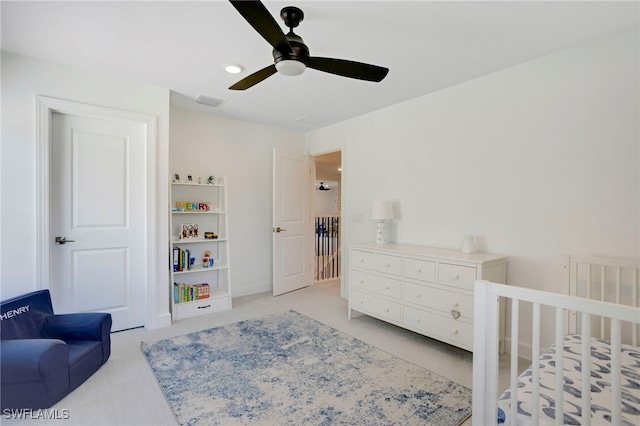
xmin=43 ymin=313 xmax=112 ymax=342
xmin=1 ymin=339 xmax=69 ymax=383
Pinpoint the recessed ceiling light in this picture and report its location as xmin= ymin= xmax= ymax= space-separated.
xmin=223 ymin=63 xmax=244 ymax=74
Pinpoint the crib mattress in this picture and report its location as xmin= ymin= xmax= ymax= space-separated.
xmin=497 ymin=335 xmax=640 ymax=425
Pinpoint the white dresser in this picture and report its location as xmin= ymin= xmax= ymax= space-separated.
xmin=348 ymin=243 xmax=507 ymax=351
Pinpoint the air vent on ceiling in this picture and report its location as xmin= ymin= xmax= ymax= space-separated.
xmin=195 ymin=94 xmax=226 ymax=108
xmin=295 ymin=114 xmax=324 ymax=125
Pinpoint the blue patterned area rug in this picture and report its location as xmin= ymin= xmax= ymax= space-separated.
xmin=141 ymin=310 xmax=472 ymax=425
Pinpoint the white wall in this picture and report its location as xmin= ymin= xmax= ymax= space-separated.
xmin=169 ymin=107 xmax=305 ymax=297
xmin=307 ymin=28 xmax=639 ymax=347
xmin=1 ymin=52 xmax=171 ymax=328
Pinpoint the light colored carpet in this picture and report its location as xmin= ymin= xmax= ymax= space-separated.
xmin=142 ymin=310 xmax=472 ymax=425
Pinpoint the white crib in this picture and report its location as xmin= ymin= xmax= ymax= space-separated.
xmin=472 ymin=256 xmax=640 ymax=426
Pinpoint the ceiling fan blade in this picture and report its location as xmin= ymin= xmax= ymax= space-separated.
xmin=307 ymin=57 xmax=389 ymax=82
xmin=229 ymin=65 xmax=277 ymax=90
xmin=229 ymin=0 xmax=293 ymax=54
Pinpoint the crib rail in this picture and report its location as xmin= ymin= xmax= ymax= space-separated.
xmin=568 ymin=256 xmax=640 ymax=345
xmin=473 ymin=280 xmax=640 ymax=426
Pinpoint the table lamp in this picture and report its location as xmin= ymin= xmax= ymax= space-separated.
xmin=371 ymin=201 xmax=394 ymax=244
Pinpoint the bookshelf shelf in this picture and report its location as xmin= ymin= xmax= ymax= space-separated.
xmin=173 ymin=265 xmax=229 ymax=275
xmin=170 ymin=176 xmax=231 ymax=320
xmin=170 ymin=238 xmax=228 ymax=244
xmin=171 ymin=210 xmax=227 ymax=214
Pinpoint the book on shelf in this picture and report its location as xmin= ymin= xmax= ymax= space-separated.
xmin=172 ymin=246 xmax=192 ymax=272
xmin=173 ymin=282 xmax=210 ymax=303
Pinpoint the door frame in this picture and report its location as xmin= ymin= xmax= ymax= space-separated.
xmin=310 ymin=147 xmax=347 ymax=299
xmin=35 ymin=96 xmax=158 ymax=328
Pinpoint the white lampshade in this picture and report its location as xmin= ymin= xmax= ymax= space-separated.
xmin=275 ymin=60 xmax=306 ymax=76
xmin=371 ymin=201 xmax=394 ymax=221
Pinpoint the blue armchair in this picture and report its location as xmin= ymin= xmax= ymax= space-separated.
xmin=1 ymin=290 xmax=112 ymax=409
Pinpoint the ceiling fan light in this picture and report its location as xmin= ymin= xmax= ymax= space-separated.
xmin=276 ymin=60 xmax=306 ymax=76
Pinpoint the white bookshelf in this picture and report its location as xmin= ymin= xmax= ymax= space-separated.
xmin=170 ymin=177 xmax=231 ymax=320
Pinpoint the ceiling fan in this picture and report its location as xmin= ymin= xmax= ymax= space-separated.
xmin=228 ymin=0 xmax=389 ymax=90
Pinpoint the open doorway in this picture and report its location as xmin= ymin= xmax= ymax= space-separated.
xmin=313 ymin=151 xmax=342 ymax=285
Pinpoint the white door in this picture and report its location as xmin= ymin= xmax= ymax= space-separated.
xmin=273 ymin=149 xmax=312 ymax=296
xmin=50 ymin=112 xmax=146 ymax=331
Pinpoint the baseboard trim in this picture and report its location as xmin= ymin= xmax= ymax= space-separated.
xmin=146 ymin=312 xmax=172 ymax=330
xmin=232 ymin=283 xmax=272 ymax=298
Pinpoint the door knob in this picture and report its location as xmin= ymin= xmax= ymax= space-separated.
xmin=55 ymin=236 xmax=75 ymax=245
xmin=273 ymin=227 xmax=287 ymax=233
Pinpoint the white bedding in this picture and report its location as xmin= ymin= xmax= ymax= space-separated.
xmin=497 ymin=335 xmax=640 ymax=425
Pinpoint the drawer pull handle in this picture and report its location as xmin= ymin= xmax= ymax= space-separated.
xmin=416 ymin=268 xmax=422 ymax=273
xmin=452 ymin=328 xmax=459 ymax=334
xmin=450 ymin=309 xmax=461 ymax=320
xmin=359 ymin=258 xmax=365 ymax=262
xmin=452 ymin=302 xmax=459 ymax=307
xmin=385 ymin=263 xmax=391 ymax=267
xmin=416 ymin=293 xmax=421 ymax=298
xmin=359 ymin=279 xmax=364 ymax=283
xmin=197 ymin=305 xmax=211 ymax=309
xmin=384 ymin=285 xmax=390 ymax=290
xmin=452 ymin=274 xmax=460 ymax=279
xmin=384 ymin=307 xmax=389 ymax=312
xmin=359 ymin=300 xmax=364 ymax=304
xmin=415 ymin=317 xmax=421 ymax=322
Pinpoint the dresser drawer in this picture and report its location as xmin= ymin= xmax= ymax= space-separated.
xmin=351 ymin=290 xmax=402 ymax=323
xmin=403 ymin=305 xmax=473 ymax=349
xmin=404 ymin=258 xmax=436 ymax=282
xmin=374 ymin=253 xmax=402 ymax=276
xmin=403 ymin=282 xmax=474 ymax=320
xmin=438 ymin=263 xmax=477 ymax=291
xmin=351 ymin=270 xmax=402 ymax=299
xmin=352 ymin=249 xmax=374 ymax=270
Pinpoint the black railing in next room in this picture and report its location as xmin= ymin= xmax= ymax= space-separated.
xmin=315 ymin=214 xmax=340 ymax=282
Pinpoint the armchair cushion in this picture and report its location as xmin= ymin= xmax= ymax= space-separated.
xmin=1 ymin=339 xmax=70 ymax=409
xmin=1 ymin=290 xmax=112 ymax=409
xmin=1 ymin=339 xmax=69 ymax=384
xmin=43 ymin=313 xmax=112 ymax=362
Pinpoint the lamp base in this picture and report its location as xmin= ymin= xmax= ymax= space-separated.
xmin=375 ymin=221 xmax=389 ymax=244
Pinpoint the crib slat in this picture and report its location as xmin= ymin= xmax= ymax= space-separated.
xmin=633 ymin=269 xmax=638 ymax=346
xmin=586 ymin=264 xmax=592 ymax=299
xmin=610 ymin=319 xmax=622 ymax=425
xmin=471 ymin=281 xmax=500 ymax=426
xmin=532 ymin=303 xmax=541 ymax=426
xmin=555 ymin=307 xmax=564 ymax=426
xmin=600 ymin=266 xmax=606 ymax=336
xmin=615 ymin=266 xmax=621 ymax=304
xmin=510 ymin=299 xmax=519 ymax=423
xmin=581 ymin=312 xmax=591 ymax=426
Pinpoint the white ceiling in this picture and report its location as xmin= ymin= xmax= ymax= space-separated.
xmin=2 ymin=1 xmax=638 ymax=132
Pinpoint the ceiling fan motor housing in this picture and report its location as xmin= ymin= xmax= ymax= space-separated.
xmin=273 ymin=6 xmax=308 ymax=73
xmin=273 ymin=33 xmax=309 ymax=66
